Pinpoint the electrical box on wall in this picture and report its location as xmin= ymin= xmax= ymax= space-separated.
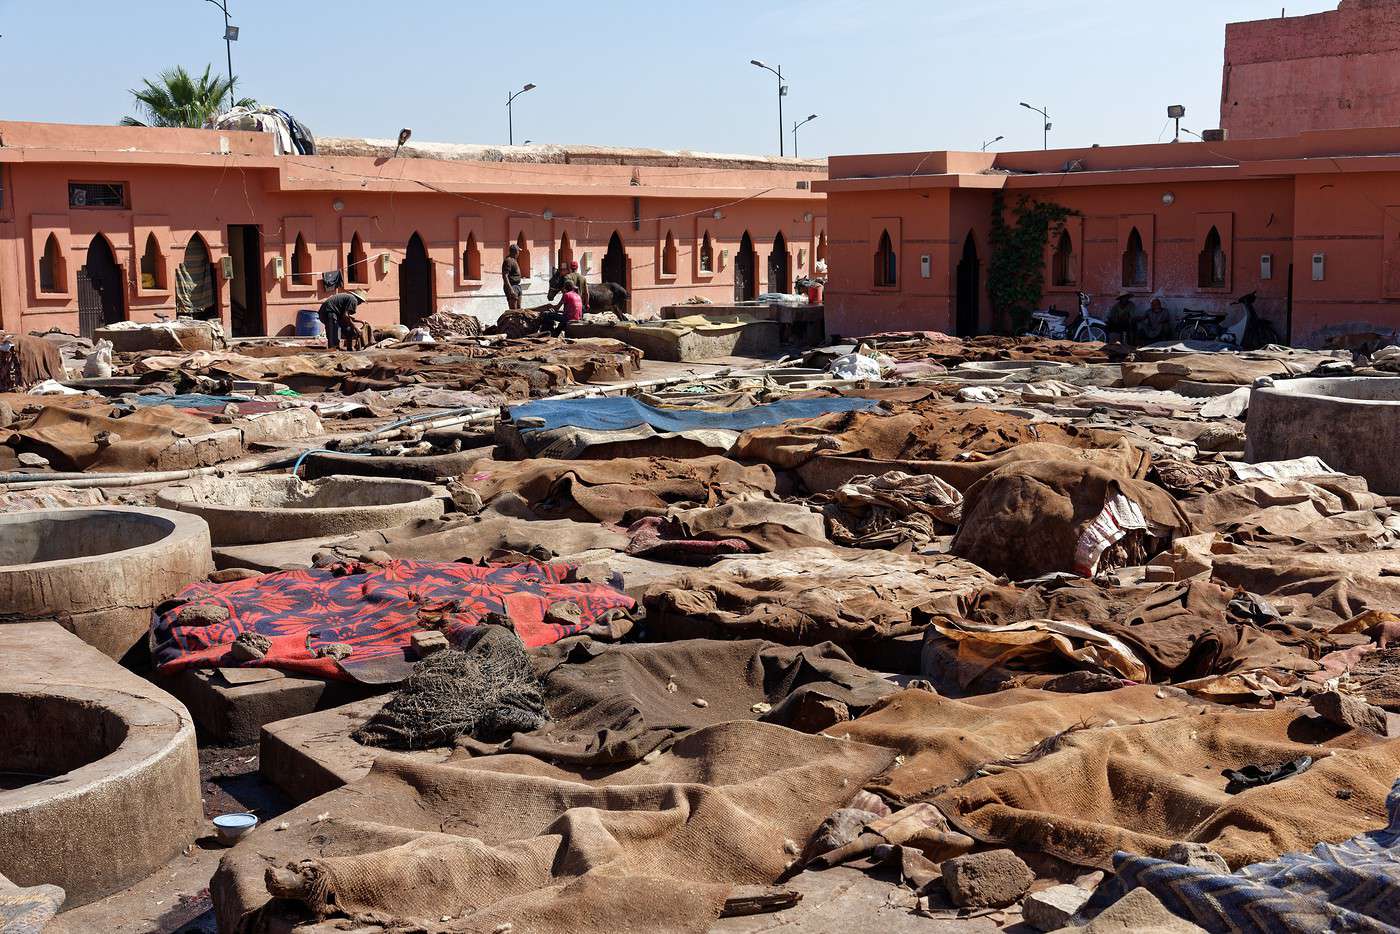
xmin=719 ymin=249 xmax=729 ymax=269
xmin=219 ymin=255 xmax=234 ymax=279
xmin=271 ymin=255 xmax=285 ymax=280
xmin=581 ymin=252 xmax=592 ymax=274
xmin=378 ymin=253 xmax=392 ymax=275
xmin=1312 ymin=252 xmax=1326 ymax=281
xmin=920 ymin=255 xmax=931 ymax=278
xmin=1260 ymin=253 xmax=1273 ymax=280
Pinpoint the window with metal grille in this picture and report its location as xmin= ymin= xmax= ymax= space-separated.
xmin=69 ymin=182 xmax=127 ymax=209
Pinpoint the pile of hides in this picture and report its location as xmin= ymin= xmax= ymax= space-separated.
xmin=353 ymin=626 xmax=546 ymax=750
xmin=730 ymin=404 xmax=1111 ymax=469
xmin=3 ymin=402 xmax=237 ymax=471
xmin=212 ymin=722 xmax=895 ymax=934
xmin=462 ymin=455 xmax=779 ymax=524
xmin=1120 ymin=351 xmax=1341 ymax=390
xmin=644 ymin=547 xmax=992 ymax=650
xmin=921 ymin=577 xmax=1338 ymax=697
xmin=0 ymin=334 xmax=63 ymax=391
xmin=625 ymin=500 xmax=829 ymax=562
xmin=419 ymin=310 xmax=483 ymax=341
xmin=1085 ymin=777 xmax=1400 ymax=933
xmin=152 ymin=559 xmax=635 ymax=684
xmin=821 ymin=470 xmax=963 ymax=549
xmin=951 ymin=460 xmax=1189 ymax=578
xmin=461 ymin=637 xmax=898 ymax=766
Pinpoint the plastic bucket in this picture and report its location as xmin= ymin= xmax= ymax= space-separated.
xmin=295 ymin=309 xmax=324 ymax=337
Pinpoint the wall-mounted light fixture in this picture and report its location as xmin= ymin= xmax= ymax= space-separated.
xmin=1162 ymin=192 xmax=1176 ymax=206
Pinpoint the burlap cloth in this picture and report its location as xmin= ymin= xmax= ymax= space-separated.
xmin=460 ymin=637 xmax=898 ymax=767
xmin=213 ymin=721 xmax=896 ymax=934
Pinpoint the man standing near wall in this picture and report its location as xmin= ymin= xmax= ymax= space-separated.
xmin=568 ymin=260 xmax=589 ymax=311
xmin=503 ymin=244 xmax=523 ymax=310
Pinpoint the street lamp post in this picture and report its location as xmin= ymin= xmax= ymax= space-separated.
xmin=1019 ymin=102 xmax=1051 ymax=150
xmin=506 ymin=83 xmax=536 ymax=146
xmin=750 ymin=60 xmax=788 ymax=156
xmin=792 ymin=114 xmax=818 ymax=158
xmin=981 ymin=135 xmax=1004 ymax=152
xmin=204 ymin=0 xmax=238 ymax=108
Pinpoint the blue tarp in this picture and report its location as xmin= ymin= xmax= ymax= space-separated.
xmin=1079 ymin=778 xmax=1400 ymax=933
xmin=507 ymin=396 xmax=880 ymax=435
xmin=128 ymin=393 xmax=249 ymax=409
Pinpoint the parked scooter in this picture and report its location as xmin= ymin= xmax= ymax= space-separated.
xmin=1176 ymin=292 xmax=1281 ymax=349
xmin=1025 ymin=292 xmax=1107 ymax=342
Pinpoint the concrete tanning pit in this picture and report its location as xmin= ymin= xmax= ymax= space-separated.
xmin=156 ymin=474 xmax=447 ymax=545
xmin=0 ymin=623 xmax=202 ymax=909
xmin=0 ymin=506 xmax=213 ymax=659
xmin=1246 ymin=377 xmax=1400 ymax=494
xmin=953 ymin=360 xmax=1073 ymax=381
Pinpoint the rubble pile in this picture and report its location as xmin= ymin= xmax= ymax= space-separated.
xmin=6 ymin=323 xmax=1400 ymax=934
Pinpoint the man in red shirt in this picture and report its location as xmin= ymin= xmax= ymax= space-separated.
xmin=544 ymin=280 xmax=583 ymax=336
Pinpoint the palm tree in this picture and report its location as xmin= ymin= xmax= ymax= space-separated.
xmin=120 ymin=65 xmax=255 ymax=128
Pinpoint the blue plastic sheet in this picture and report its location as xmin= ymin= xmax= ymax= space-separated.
xmin=508 ymin=396 xmax=879 ymax=435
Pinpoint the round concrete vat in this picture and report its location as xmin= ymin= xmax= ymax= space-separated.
xmin=0 ymin=507 xmax=213 ymax=659
xmin=156 ymin=474 xmax=447 ymax=545
xmin=0 ymin=683 xmax=202 ymax=908
xmin=1246 ymin=377 xmax=1400 ymax=494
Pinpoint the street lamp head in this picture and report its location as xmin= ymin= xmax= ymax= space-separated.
xmin=522 ymin=83 xmax=536 ymax=92
xmin=750 ymin=59 xmax=766 ymax=68
xmin=1019 ymin=102 xmax=1032 ymax=110
xmin=397 ymin=128 xmax=412 ymax=146
xmin=994 ymin=135 xmax=1005 ymax=143
xmin=808 ymin=114 xmax=819 ymax=121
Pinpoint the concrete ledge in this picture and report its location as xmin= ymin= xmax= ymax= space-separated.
xmin=160 ymin=668 xmax=381 ymax=746
xmin=1246 ymin=376 xmax=1400 ymax=494
xmin=0 ymin=623 xmax=202 ymax=908
xmin=260 ymin=696 xmax=445 ymax=803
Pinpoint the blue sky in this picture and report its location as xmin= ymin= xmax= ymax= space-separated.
xmin=0 ymin=0 xmax=1339 ymax=156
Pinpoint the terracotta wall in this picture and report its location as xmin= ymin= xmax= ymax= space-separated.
xmin=1223 ymin=1 xmax=1400 ymax=139
xmin=0 ymin=122 xmax=824 ymax=336
xmin=823 ymin=177 xmax=1314 ymax=340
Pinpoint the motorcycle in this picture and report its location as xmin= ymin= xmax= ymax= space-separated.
xmin=1026 ymin=292 xmax=1106 ymax=342
xmin=1177 ymin=292 xmax=1282 ymax=349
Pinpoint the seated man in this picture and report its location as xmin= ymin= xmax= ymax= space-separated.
xmin=1106 ymin=294 xmax=1136 ymax=343
xmin=543 ymin=280 xmax=584 ymax=337
xmin=1136 ymin=298 xmax=1173 ymax=343
xmin=317 ymin=289 xmax=367 ymax=351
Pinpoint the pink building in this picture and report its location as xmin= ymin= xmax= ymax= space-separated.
xmin=817 ymin=128 xmax=1400 ymax=346
xmin=0 ymin=122 xmax=826 ymax=338
xmin=1223 ymin=0 xmax=1400 ymax=140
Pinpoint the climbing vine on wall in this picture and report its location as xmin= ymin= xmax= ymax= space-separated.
xmin=987 ymin=192 xmax=1078 ymax=333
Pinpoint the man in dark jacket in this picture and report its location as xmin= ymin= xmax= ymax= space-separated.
xmin=317 ymin=289 xmax=366 ymax=350
xmin=502 ymin=244 xmax=523 ymax=309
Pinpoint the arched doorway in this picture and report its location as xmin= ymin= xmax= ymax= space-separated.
xmin=399 ymin=233 xmax=433 ymax=327
xmin=955 ymin=232 xmax=980 ymax=337
xmin=602 ymin=232 xmax=627 ymax=285
xmin=177 ymin=234 xmax=218 ymax=320
xmin=735 ymin=232 xmax=757 ymax=302
xmin=602 ymin=232 xmax=629 ymax=312
xmin=768 ymin=231 xmax=790 ymax=294
xmin=77 ymin=235 xmax=125 ymax=338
